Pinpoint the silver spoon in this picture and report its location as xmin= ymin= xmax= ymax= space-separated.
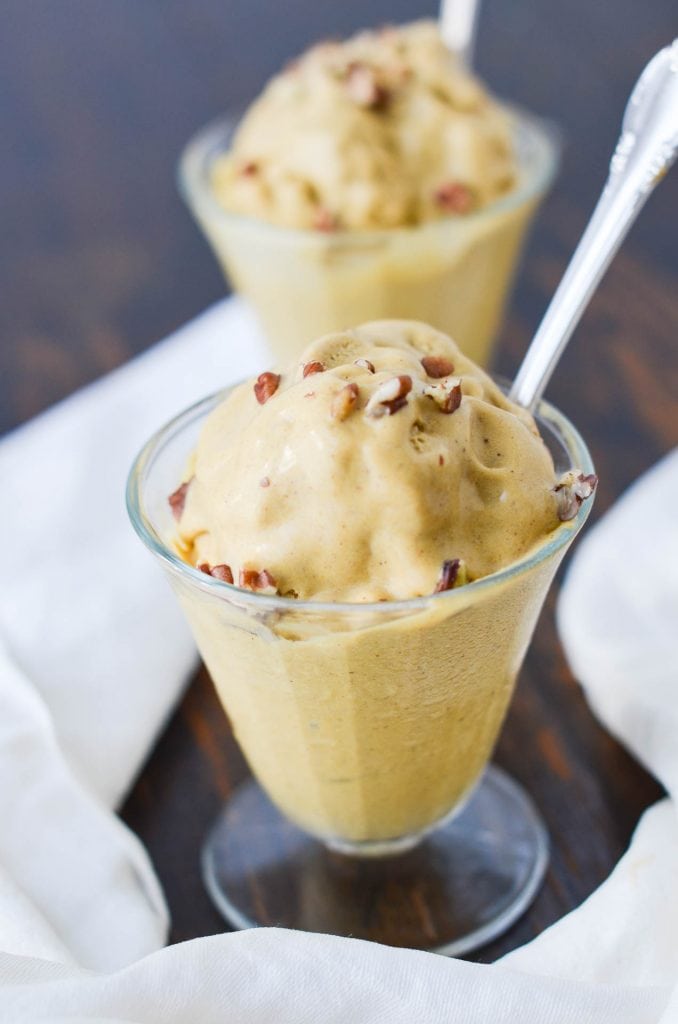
xmin=439 ymin=0 xmax=481 ymax=66
xmin=510 ymin=40 xmax=678 ymax=411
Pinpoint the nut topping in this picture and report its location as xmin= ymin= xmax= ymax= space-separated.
xmin=313 ymin=207 xmax=339 ymax=232
xmin=331 ymin=382 xmax=360 ymax=421
xmin=354 ymin=358 xmax=376 ymax=373
xmin=556 ymin=490 xmax=579 ymax=522
xmin=366 ymin=375 xmax=413 ymax=417
xmin=198 ymin=563 xmax=234 ymax=584
xmin=168 ymin=479 xmax=191 ymax=521
xmin=239 ymin=569 xmax=258 ymax=589
xmin=421 ymin=355 xmax=455 ymax=378
xmin=344 ymin=61 xmax=390 ymax=110
xmin=576 ymin=473 xmax=598 ymax=497
xmin=423 ymin=379 xmax=462 ymax=414
xmin=434 ymin=182 xmax=475 ymax=214
xmin=240 ymin=161 xmax=259 ymax=177
xmin=555 ymin=472 xmax=599 ymax=521
xmin=440 ymin=382 xmax=462 ymax=414
xmin=254 ymin=372 xmax=281 ymax=404
xmin=434 ymin=559 xmax=461 ymax=593
xmin=239 ymin=568 xmax=278 ymax=595
xmin=303 ymin=361 xmax=326 ymax=377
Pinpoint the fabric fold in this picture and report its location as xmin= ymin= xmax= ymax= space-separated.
xmin=0 ymin=299 xmax=675 ymax=1021
xmin=0 ymin=931 xmax=671 ymax=1024
xmin=0 ymin=299 xmax=268 ymax=808
xmin=557 ymin=449 xmax=678 ymax=795
xmin=0 ymin=639 xmax=167 ymax=970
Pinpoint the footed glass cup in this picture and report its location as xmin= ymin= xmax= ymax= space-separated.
xmin=178 ymin=109 xmax=559 ymax=368
xmin=127 ymin=388 xmax=593 ymax=955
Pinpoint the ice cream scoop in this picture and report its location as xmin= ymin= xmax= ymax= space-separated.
xmin=210 ymin=21 xmax=517 ymax=231
xmin=173 ymin=321 xmax=573 ymax=603
xmin=179 ymin=19 xmax=557 ymax=367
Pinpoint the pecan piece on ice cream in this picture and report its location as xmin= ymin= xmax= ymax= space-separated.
xmin=254 ymin=372 xmax=281 ymax=405
xmin=365 ymin=375 xmax=412 ymax=417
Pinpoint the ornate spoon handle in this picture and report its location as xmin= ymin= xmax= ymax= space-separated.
xmin=510 ymin=41 xmax=678 ymax=411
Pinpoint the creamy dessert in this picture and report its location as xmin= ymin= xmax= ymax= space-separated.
xmin=212 ymin=21 xmax=516 ymax=230
xmin=165 ymin=321 xmax=594 ymax=848
xmin=180 ymin=21 xmax=558 ymax=366
xmin=177 ymin=321 xmax=564 ymax=599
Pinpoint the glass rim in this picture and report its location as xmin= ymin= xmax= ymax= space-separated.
xmin=127 ymin=383 xmax=595 ymax=616
xmin=177 ymin=103 xmax=561 ymax=245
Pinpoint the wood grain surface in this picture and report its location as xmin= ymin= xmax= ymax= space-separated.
xmin=1 ymin=0 xmax=676 ymax=960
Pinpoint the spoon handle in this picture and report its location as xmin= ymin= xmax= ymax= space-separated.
xmin=439 ymin=0 xmax=481 ymax=66
xmin=510 ymin=41 xmax=678 ymax=411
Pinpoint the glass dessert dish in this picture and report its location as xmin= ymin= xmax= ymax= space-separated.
xmin=178 ymin=109 xmax=558 ymax=369
xmin=127 ymin=383 xmax=594 ymax=956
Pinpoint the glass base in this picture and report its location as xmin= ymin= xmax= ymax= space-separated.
xmin=201 ymin=765 xmax=548 ymax=956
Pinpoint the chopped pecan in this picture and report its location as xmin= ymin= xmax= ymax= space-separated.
xmin=574 ymin=473 xmax=598 ymax=499
xmin=423 ymin=379 xmax=462 ymax=414
xmin=198 ymin=563 xmax=234 ymax=584
xmin=313 ymin=207 xmax=339 ymax=232
xmin=366 ymin=375 xmax=412 ymax=417
xmin=434 ymin=182 xmax=474 ymax=214
xmin=331 ymin=382 xmax=360 ymax=421
xmin=434 ymin=559 xmax=461 ymax=593
xmin=421 ymin=355 xmax=455 ymax=379
xmin=441 ymin=382 xmax=462 ymax=414
xmin=555 ymin=490 xmax=579 ymax=522
xmin=168 ymin=479 xmax=191 ymax=521
xmin=344 ymin=61 xmax=390 ymax=110
xmin=239 ymin=568 xmax=278 ymax=594
xmin=240 ymin=160 xmax=258 ymax=176
xmin=257 ymin=569 xmax=278 ymax=593
xmin=254 ymin=372 xmax=281 ymax=404
xmin=555 ymin=472 xmax=598 ymax=521
xmin=354 ymin=358 xmax=376 ymax=373
xmin=303 ymin=361 xmax=326 ymax=377
xmin=210 ymin=564 xmax=234 ymax=583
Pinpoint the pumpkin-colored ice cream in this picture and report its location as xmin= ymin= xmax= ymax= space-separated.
xmin=178 ymin=321 xmax=560 ymax=600
xmin=181 ymin=21 xmax=557 ymax=367
xmin=212 ymin=21 xmax=516 ymax=230
xmin=168 ymin=322 xmax=594 ymax=846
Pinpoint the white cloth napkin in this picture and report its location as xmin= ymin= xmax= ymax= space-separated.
xmin=0 ymin=299 xmax=269 ymax=970
xmin=0 ymin=297 xmax=676 ymax=1022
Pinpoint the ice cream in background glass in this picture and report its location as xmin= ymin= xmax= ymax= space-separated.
xmin=127 ymin=320 xmax=595 ymax=953
xmin=178 ymin=21 xmax=559 ymax=367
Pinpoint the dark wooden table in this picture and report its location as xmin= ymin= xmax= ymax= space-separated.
xmin=2 ymin=0 xmax=676 ymax=960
